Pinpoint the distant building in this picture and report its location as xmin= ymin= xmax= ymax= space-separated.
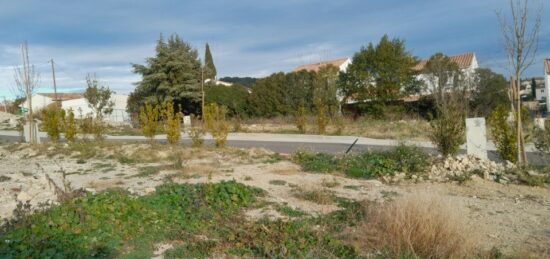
xmin=293 ymin=58 xmax=351 ymax=73
xmin=204 ymin=79 xmax=233 ymax=87
xmin=21 ymin=93 xmax=130 ymax=123
xmin=21 ymin=93 xmax=84 ymax=112
xmin=545 ymin=59 xmax=550 ymax=112
xmin=413 ymin=52 xmax=479 ymax=95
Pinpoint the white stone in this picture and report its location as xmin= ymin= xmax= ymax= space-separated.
xmin=466 ymin=118 xmax=487 ymax=159
xmin=183 ymin=115 xmax=191 ymax=128
xmin=534 ymin=118 xmax=546 ymax=130
xmin=16 ymin=192 xmax=32 ymax=201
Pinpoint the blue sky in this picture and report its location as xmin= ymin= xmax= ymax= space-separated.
xmin=0 ymin=0 xmax=548 ymax=99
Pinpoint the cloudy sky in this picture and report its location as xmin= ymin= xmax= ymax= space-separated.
xmin=0 ymin=0 xmax=548 ymax=99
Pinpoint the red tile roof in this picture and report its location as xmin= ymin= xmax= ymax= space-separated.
xmin=545 ymin=59 xmax=550 ymax=74
xmin=38 ymin=93 xmax=84 ymax=101
xmin=293 ymin=58 xmax=349 ymax=73
xmin=413 ymin=52 xmax=476 ymax=71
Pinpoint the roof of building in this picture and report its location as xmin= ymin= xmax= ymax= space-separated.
xmin=37 ymin=93 xmax=84 ymax=101
xmin=545 ymin=59 xmax=550 ymax=74
xmin=413 ymin=52 xmax=476 ymax=71
xmin=293 ymin=58 xmax=349 ymax=73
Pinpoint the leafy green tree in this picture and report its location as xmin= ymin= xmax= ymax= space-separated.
xmin=84 ymin=74 xmax=114 ymax=118
xmin=247 ymin=70 xmax=316 ymax=117
xmin=130 ymin=34 xmax=202 ymax=115
xmin=339 ymin=35 xmax=419 ymax=104
xmin=205 ymin=83 xmax=250 ymax=116
xmin=218 ymin=77 xmax=257 ymax=88
xmin=204 ymin=43 xmax=217 ymax=80
xmin=470 ymin=68 xmax=509 ymax=117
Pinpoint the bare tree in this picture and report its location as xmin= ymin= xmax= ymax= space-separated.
xmin=497 ymin=0 xmax=542 ymax=165
xmin=13 ymin=42 xmax=40 ymax=144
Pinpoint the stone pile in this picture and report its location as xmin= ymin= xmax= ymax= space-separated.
xmin=429 ymin=155 xmax=515 ymax=183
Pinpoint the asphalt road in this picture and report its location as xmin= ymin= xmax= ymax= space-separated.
xmin=0 ymin=132 xmax=547 ymax=165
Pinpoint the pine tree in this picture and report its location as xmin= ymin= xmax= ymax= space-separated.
xmin=204 ymin=43 xmax=217 ymax=80
xmin=129 ymin=34 xmax=202 ymax=115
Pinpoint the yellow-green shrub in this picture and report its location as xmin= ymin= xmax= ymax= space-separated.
xmin=64 ymin=109 xmax=77 ymax=143
xmin=203 ymin=103 xmax=229 ymax=147
xmin=294 ymin=105 xmax=307 ymax=134
xmin=488 ymin=105 xmax=517 ymax=163
xmin=189 ymin=115 xmax=205 ymax=147
xmin=162 ymin=102 xmax=182 ymax=145
xmin=139 ymin=103 xmax=161 ymax=144
xmin=41 ymin=104 xmax=64 ymax=142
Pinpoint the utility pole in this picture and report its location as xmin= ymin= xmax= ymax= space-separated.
xmin=49 ymin=59 xmax=58 ymax=104
xmin=201 ymin=63 xmax=205 ymax=118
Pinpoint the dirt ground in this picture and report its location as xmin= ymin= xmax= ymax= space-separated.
xmin=0 ymin=143 xmax=548 ymax=256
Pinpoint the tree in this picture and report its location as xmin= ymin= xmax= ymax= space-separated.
xmin=204 ymin=43 xmax=217 ymax=80
xmin=84 ymin=74 xmax=114 ymax=118
xmin=339 ymin=35 xmax=419 ymax=105
xmin=205 ymin=83 xmax=250 ymax=116
xmin=470 ymin=68 xmax=510 ymax=117
xmin=423 ymin=54 xmax=468 ymax=156
xmin=497 ymin=0 xmax=542 ymax=165
xmin=313 ymin=65 xmax=340 ymax=116
xmin=247 ymin=70 xmax=316 ymax=117
xmin=130 ymin=34 xmax=202 ymax=115
xmin=13 ymin=42 xmax=40 ymax=144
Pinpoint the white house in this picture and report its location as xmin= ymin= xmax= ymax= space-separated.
xmin=62 ymin=94 xmax=130 ymax=123
xmin=413 ymin=52 xmax=479 ymax=95
xmin=293 ymin=58 xmax=351 ymax=73
xmin=545 ymin=59 xmax=550 ymax=112
xmin=21 ymin=93 xmax=84 ymax=112
xmin=21 ymin=92 xmax=130 ymax=123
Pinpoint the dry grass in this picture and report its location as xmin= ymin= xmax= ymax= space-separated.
xmin=292 ymin=187 xmax=335 ymax=204
xmin=353 ymin=194 xmax=476 ymax=258
xmin=237 ymin=116 xmax=432 ymax=140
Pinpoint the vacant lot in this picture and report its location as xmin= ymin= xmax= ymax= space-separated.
xmin=0 ymin=142 xmax=548 ymax=258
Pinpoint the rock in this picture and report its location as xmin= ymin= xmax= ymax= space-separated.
xmin=527 ymin=170 xmax=541 ymax=177
xmin=144 ymin=187 xmax=156 ymax=194
xmin=17 ymin=192 xmax=32 ymax=201
xmin=85 ymin=188 xmax=97 ymax=194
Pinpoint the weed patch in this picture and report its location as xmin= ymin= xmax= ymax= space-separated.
xmin=0 ymin=181 xmax=261 ymax=258
xmin=269 ymin=179 xmax=287 ymax=186
xmin=292 ymin=188 xmax=335 ymax=204
xmin=293 ymin=151 xmax=338 ymax=173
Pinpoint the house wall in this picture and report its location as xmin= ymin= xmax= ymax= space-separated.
xmin=62 ymin=94 xmax=130 ymax=123
xmin=546 ymin=74 xmax=550 ymax=112
xmin=535 ymin=87 xmax=546 ymax=101
xmin=21 ymin=95 xmax=54 ymax=112
xmin=417 ymin=56 xmax=479 ymax=95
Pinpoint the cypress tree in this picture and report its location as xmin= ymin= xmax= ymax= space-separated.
xmin=204 ymin=43 xmax=217 ymax=80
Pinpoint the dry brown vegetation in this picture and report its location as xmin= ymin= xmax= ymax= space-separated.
xmin=350 ymin=194 xmax=476 ymax=258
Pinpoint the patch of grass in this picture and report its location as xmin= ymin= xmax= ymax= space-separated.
xmin=292 ymin=188 xmax=335 ymax=204
xmin=135 ymin=166 xmax=163 ymax=178
xmin=295 ymin=145 xmax=430 ymax=179
xmin=114 ymin=154 xmax=137 ymax=164
xmin=263 ymin=153 xmax=284 ymax=164
xmin=293 ymin=151 xmax=338 ymax=173
xmin=0 ymin=181 xmax=262 ymax=258
xmin=275 ymin=205 xmax=307 ymax=217
xmin=343 ymin=185 xmax=361 ymax=191
xmin=268 ymin=179 xmax=287 ymax=186
xmin=76 ymin=159 xmax=86 ymax=164
xmin=243 ymin=176 xmax=253 ymax=181
xmin=321 ymin=178 xmax=340 ymax=188
xmin=164 ymin=241 xmax=217 ymax=259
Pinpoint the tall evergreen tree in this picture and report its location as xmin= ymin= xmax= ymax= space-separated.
xmin=204 ymin=43 xmax=217 ymax=80
xmin=129 ymin=34 xmax=202 ymax=114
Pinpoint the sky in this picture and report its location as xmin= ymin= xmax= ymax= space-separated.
xmin=0 ymin=0 xmax=548 ymax=100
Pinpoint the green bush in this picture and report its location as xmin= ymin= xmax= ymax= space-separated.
xmin=488 ymin=105 xmax=517 ymax=163
xmin=429 ymin=109 xmax=465 ymax=157
xmin=533 ymin=119 xmax=550 ymax=157
xmin=293 ymin=151 xmax=338 ymax=173
xmin=294 ymin=145 xmax=430 ymax=179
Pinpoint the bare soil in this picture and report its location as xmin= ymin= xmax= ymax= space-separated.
xmin=0 ymin=143 xmax=548 ymax=256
